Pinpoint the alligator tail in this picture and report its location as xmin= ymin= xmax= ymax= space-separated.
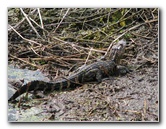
xmin=8 ymin=79 xmax=82 ymax=102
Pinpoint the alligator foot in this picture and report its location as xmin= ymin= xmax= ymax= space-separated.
xmin=117 ymin=65 xmax=131 ymax=76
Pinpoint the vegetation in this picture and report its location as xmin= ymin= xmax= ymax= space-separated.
xmin=8 ymin=8 xmax=158 ymax=71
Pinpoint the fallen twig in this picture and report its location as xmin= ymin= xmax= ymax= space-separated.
xmin=8 ymin=24 xmax=42 ymax=46
xmin=54 ymin=8 xmax=70 ymax=32
xmin=9 ymin=54 xmax=41 ymax=69
xmin=20 ymin=8 xmax=41 ymax=38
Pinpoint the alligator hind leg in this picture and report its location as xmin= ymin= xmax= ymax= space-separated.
xmin=84 ymin=68 xmax=102 ymax=83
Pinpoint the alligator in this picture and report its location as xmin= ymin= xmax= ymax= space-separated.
xmin=8 ymin=40 xmax=128 ymax=102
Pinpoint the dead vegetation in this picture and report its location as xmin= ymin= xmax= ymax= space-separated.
xmin=8 ymin=8 xmax=158 ymax=72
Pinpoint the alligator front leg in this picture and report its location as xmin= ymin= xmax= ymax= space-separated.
xmin=116 ymin=65 xmax=130 ymax=76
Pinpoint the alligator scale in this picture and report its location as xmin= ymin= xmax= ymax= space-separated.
xmin=8 ymin=40 xmax=128 ymax=102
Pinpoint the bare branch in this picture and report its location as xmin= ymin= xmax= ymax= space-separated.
xmin=20 ymin=8 xmax=41 ymax=38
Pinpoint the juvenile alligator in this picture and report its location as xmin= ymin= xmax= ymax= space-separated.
xmin=8 ymin=40 xmax=128 ymax=102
